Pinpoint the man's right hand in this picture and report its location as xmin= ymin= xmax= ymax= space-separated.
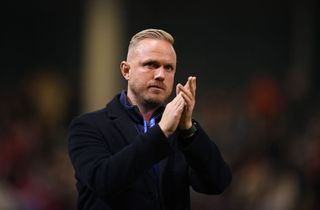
xmin=158 ymin=93 xmax=185 ymax=138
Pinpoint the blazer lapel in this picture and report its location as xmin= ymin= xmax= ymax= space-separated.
xmin=106 ymin=93 xmax=169 ymax=200
xmin=113 ymin=116 xmax=139 ymax=145
xmin=106 ymin=95 xmax=140 ymax=145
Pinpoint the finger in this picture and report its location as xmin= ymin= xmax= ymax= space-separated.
xmin=178 ymin=93 xmax=186 ymax=106
xmin=189 ymin=76 xmax=196 ymax=96
xmin=174 ymin=94 xmax=185 ymax=113
xmin=172 ymin=92 xmax=185 ymax=107
xmin=179 ymin=86 xmax=193 ymax=104
xmin=178 ymin=84 xmax=193 ymax=102
xmin=180 ymin=92 xmax=192 ymax=107
xmin=176 ymin=83 xmax=181 ymax=95
xmin=185 ymin=76 xmax=195 ymax=96
xmin=183 ymin=78 xmax=190 ymax=89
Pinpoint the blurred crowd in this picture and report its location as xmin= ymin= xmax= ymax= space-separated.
xmin=192 ymin=70 xmax=320 ymax=210
xmin=0 ymin=70 xmax=76 ymax=210
xmin=0 ymin=68 xmax=319 ymax=210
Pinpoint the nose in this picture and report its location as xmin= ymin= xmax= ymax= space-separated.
xmin=154 ymin=67 xmax=165 ymax=81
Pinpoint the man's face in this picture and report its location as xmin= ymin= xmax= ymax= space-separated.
xmin=122 ymin=38 xmax=176 ymax=108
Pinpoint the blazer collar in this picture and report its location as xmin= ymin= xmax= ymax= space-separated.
xmin=106 ymin=93 xmax=173 ymax=198
xmin=106 ymin=93 xmax=140 ymax=145
xmin=105 ymin=92 xmax=166 ymax=143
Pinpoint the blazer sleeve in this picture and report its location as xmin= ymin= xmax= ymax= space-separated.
xmin=178 ymin=122 xmax=232 ymax=194
xmin=68 ymin=113 xmax=171 ymax=200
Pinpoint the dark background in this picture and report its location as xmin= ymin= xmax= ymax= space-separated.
xmin=1 ymin=0 xmax=319 ymax=209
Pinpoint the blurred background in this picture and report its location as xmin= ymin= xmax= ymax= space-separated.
xmin=0 ymin=0 xmax=319 ymax=209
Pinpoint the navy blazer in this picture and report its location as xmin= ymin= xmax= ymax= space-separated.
xmin=68 ymin=93 xmax=232 ymax=210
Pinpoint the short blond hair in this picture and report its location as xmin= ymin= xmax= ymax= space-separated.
xmin=128 ymin=28 xmax=174 ymax=52
xmin=129 ymin=28 xmax=174 ymax=48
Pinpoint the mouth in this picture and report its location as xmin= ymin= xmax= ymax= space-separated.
xmin=148 ymin=84 xmax=165 ymax=90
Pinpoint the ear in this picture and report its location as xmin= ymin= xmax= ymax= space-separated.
xmin=120 ymin=61 xmax=130 ymax=80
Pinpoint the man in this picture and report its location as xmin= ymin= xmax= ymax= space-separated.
xmin=68 ymin=28 xmax=232 ymax=210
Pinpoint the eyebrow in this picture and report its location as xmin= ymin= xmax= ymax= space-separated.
xmin=142 ymin=60 xmax=159 ymax=65
xmin=142 ymin=59 xmax=174 ymax=68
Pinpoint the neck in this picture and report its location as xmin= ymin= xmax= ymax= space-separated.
xmin=140 ymin=108 xmax=156 ymax=122
xmin=126 ymin=91 xmax=158 ymax=122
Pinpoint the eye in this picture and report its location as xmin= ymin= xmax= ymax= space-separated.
xmin=143 ymin=61 xmax=159 ymax=69
xmin=164 ymin=64 xmax=174 ymax=72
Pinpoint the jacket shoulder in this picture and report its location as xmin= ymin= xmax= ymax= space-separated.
xmin=69 ymin=107 xmax=108 ymax=127
xmin=69 ymin=94 xmax=122 ymax=127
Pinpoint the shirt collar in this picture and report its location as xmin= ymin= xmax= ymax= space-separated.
xmin=119 ymin=90 xmax=165 ymax=124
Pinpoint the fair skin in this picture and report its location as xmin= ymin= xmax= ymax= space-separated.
xmin=120 ymin=38 xmax=196 ymax=137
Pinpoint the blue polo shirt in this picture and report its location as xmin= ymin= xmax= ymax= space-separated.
xmin=119 ymin=90 xmax=164 ymax=133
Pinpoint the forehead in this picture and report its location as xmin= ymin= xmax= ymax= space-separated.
xmin=129 ymin=39 xmax=176 ymax=63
